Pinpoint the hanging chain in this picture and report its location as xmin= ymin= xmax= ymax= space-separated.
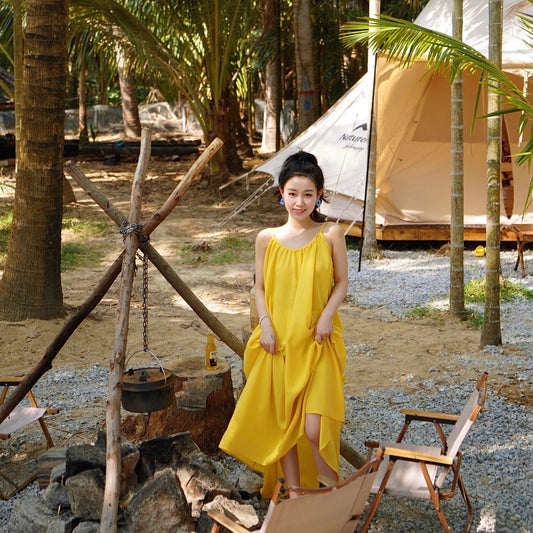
xmin=125 ymin=251 xmax=167 ymax=378
xmin=141 ymin=251 xmax=149 ymax=352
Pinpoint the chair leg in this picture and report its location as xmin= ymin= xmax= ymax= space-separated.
xmin=457 ymin=474 xmax=473 ymax=533
xmin=37 ymin=417 xmax=54 ymax=448
xmin=423 ymin=463 xmax=473 ymax=533
xmin=356 ymin=460 xmax=396 ymax=533
xmin=421 ymin=463 xmax=455 ymax=533
xmin=514 ymin=241 xmax=525 ymax=276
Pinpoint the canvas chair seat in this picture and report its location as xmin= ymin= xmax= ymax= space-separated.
xmin=358 ymin=372 xmax=488 ymax=533
xmin=0 ymin=377 xmax=58 ymax=500
xmin=370 ymin=442 xmax=440 ymax=499
xmin=209 ymin=454 xmax=382 ymax=533
xmin=0 ymin=406 xmax=48 ymax=438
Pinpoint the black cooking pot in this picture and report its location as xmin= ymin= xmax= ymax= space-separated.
xmin=122 ymin=366 xmax=175 ymax=413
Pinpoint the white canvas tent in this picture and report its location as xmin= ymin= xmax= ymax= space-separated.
xmin=226 ymin=0 xmax=533 ymax=240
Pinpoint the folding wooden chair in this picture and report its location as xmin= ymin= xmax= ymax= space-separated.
xmin=512 ymin=224 xmax=533 ymax=276
xmin=357 ymin=372 xmax=488 ymax=533
xmin=0 ymin=376 xmax=58 ymax=500
xmin=208 ymin=454 xmax=383 ymax=533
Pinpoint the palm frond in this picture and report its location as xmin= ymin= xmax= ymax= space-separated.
xmin=341 ymin=14 xmax=533 ymax=171
xmin=342 ymin=16 xmax=519 ymax=90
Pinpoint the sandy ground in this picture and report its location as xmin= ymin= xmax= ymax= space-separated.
xmin=0 ymin=151 xmax=529 ymax=422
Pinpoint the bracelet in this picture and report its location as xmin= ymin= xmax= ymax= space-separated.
xmin=259 ymin=314 xmax=271 ymax=325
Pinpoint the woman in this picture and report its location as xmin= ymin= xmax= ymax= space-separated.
xmin=219 ymin=151 xmax=348 ymax=498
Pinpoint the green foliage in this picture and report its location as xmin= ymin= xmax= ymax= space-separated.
xmin=464 ymin=278 xmax=486 ymax=303
xmin=1 ymin=208 xmax=111 ymax=270
xmin=406 ymin=302 xmax=483 ymax=329
xmin=62 ymin=215 xmax=112 ymax=236
xmin=181 ymin=235 xmax=254 ymax=265
xmin=405 ymin=277 xmax=532 ymax=329
xmin=465 ymin=309 xmax=484 ymax=330
xmin=61 ymin=215 xmax=113 ymax=270
xmin=346 ymin=237 xmax=361 ymax=251
xmin=464 ymin=277 xmax=533 ymax=303
xmin=405 ymin=304 xmax=450 ymax=327
xmin=107 ymin=88 xmax=122 ymax=106
xmin=61 ymin=242 xmax=104 ymax=271
xmin=0 ymin=205 xmax=12 ymax=268
xmin=406 ymin=304 xmax=433 ymax=319
xmin=381 ymin=0 xmax=430 ymax=21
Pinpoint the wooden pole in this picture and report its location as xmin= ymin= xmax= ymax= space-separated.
xmin=0 ymin=139 xmax=224 ymax=428
xmin=0 ymin=252 xmax=124 ymax=425
xmin=67 ymin=157 xmax=245 ymax=358
xmin=65 ymin=137 xmax=223 ymax=236
xmin=100 ymin=129 xmax=150 ymax=532
xmin=340 ymin=439 xmax=367 ymax=470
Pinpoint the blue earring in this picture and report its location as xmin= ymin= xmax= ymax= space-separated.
xmin=316 ymin=199 xmax=322 ymax=208
xmin=280 ymin=198 xmax=285 ymax=206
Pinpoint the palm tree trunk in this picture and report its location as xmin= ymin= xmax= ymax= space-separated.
xmin=481 ymin=0 xmax=503 ymax=346
xmin=293 ymin=0 xmax=318 ymax=135
xmin=450 ymin=0 xmax=465 ymax=317
xmin=261 ymin=0 xmax=281 ymax=153
xmin=0 ymin=0 xmax=68 ymax=321
xmin=78 ymin=59 xmax=89 ymax=144
xmin=361 ymin=0 xmax=380 ymax=260
xmin=208 ymin=89 xmax=242 ymax=177
xmin=12 ymin=0 xmax=23 ymax=162
xmin=116 ymin=44 xmax=142 ymax=138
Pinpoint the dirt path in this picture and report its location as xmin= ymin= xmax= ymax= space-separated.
xmin=0 ymin=154 xmax=528 ymax=405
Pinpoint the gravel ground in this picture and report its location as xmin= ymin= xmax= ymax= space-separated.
xmin=345 ymin=247 xmax=533 ymax=533
xmin=0 ymin=247 xmax=531 ymax=532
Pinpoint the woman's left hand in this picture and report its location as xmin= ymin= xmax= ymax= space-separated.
xmin=315 ymin=314 xmax=333 ymax=343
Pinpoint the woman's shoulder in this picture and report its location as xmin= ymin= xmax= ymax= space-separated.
xmin=256 ymin=227 xmax=276 ymax=246
xmin=321 ymin=221 xmax=344 ymax=238
xmin=257 ymin=227 xmax=275 ymax=239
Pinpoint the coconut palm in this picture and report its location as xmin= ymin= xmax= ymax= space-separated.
xmin=69 ymin=0 xmax=261 ymax=172
xmin=481 ymin=0 xmax=503 ymax=346
xmin=361 ymin=0 xmax=381 ymax=261
xmin=450 ymin=0 xmax=465 ymax=318
xmin=341 ymin=8 xmax=533 ymax=346
xmin=260 ymin=0 xmax=281 ymax=153
xmin=118 ymin=0 xmax=260 ymax=174
xmin=67 ymin=25 xmax=117 ymax=140
xmin=0 ymin=0 xmax=69 ymax=321
xmin=293 ymin=0 xmax=319 ymax=134
xmin=340 ymin=12 xmax=533 ymax=173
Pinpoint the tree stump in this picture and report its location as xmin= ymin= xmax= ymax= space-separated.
xmin=122 ymin=356 xmax=235 ymax=454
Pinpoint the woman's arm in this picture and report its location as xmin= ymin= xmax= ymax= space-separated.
xmin=254 ymin=229 xmax=277 ymax=354
xmin=315 ymin=223 xmax=348 ymax=343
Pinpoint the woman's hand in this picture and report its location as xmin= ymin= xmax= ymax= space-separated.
xmin=259 ymin=319 xmax=277 ymax=354
xmin=315 ymin=313 xmax=333 ymax=343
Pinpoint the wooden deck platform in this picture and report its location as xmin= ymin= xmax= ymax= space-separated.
xmin=340 ymin=223 xmax=521 ymax=242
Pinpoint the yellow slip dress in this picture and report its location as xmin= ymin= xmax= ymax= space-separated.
xmin=219 ymin=225 xmax=346 ymax=498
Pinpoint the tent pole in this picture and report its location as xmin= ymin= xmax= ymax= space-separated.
xmin=358 ymin=52 xmax=378 ymax=272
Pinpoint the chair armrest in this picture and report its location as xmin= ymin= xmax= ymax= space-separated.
xmin=382 ymin=445 xmax=453 ymax=466
xmin=400 ymin=408 xmax=459 ymax=425
xmin=0 ymin=377 xmax=25 ymax=386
